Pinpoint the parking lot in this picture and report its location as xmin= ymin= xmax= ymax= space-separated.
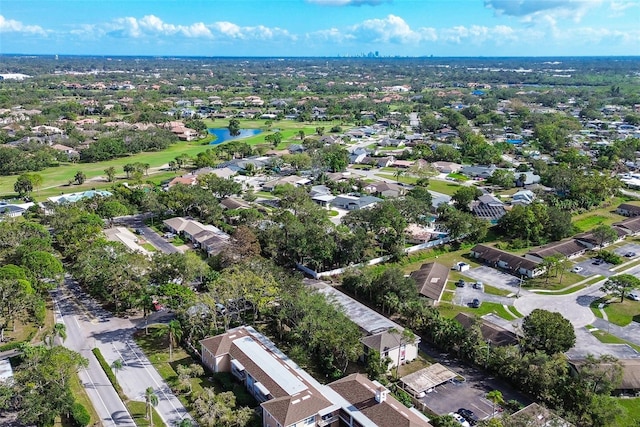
xmin=418 ymin=356 xmax=528 ymax=420
xmin=463 ymin=266 xmax=524 ymax=294
xmin=454 ymin=282 xmax=514 ymax=307
xmin=572 ymin=243 xmax=640 ymax=277
xmin=613 ymin=243 xmax=640 ymax=259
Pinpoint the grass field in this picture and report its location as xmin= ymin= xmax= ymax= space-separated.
xmin=437 ymin=301 xmax=518 ymax=321
xmin=615 ymin=397 xmax=640 ymax=426
xmin=571 ymin=200 xmax=627 ymax=232
xmin=590 ymin=329 xmax=640 ymax=352
xmin=483 ymin=284 xmax=513 ymax=297
xmin=126 ymin=401 xmax=165 ymax=427
xmin=427 ymin=179 xmax=462 ymax=196
xmin=0 ymin=118 xmax=349 ymax=199
xmin=600 ymin=299 xmax=640 ymax=326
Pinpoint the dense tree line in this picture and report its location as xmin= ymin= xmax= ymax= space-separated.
xmin=79 ymin=128 xmax=178 ymax=162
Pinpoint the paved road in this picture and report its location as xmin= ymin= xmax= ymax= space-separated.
xmin=55 ymin=277 xmax=192 ymax=426
xmin=115 ymin=214 xmax=180 ymax=254
xmin=53 ymin=282 xmax=136 ymax=427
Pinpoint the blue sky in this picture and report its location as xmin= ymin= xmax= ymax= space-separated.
xmin=1 ymin=0 xmax=638 ymax=57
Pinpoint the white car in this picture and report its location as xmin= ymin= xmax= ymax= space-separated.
xmin=572 ymin=266 xmax=584 ymax=273
xmin=629 ymin=291 xmax=640 ymax=301
xmin=448 ymin=412 xmax=471 ymax=427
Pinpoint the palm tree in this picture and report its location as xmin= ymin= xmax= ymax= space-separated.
xmin=487 ymin=390 xmax=504 ymax=417
xmin=47 ymin=322 xmax=67 ymax=347
xmin=156 ymin=320 xmax=182 ymax=362
xmin=388 ymin=327 xmax=416 ymax=379
xmin=111 ymin=359 xmax=123 ymax=380
xmin=145 ymin=387 xmax=159 ymax=426
xmin=394 ymin=169 xmax=405 ymax=183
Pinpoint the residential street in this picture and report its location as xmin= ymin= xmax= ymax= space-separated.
xmin=114 ymin=214 xmax=180 ymax=254
xmin=53 ymin=277 xmax=192 ymax=427
xmin=53 ymin=283 xmax=136 ymax=427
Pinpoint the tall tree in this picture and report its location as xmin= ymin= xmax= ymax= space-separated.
xmin=601 ymin=274 xmax=640 ymax=303
xmin=145 ymin=387 xmax=159 ymax=426
xmin=227 ymin=118 xmax=241 ymax=137
xmin=522 ymin=309 xmax=576 ymax=355
xmin=104 ymin=166 xmax=117 ymax=182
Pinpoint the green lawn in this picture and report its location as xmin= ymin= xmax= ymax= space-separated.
xmin=482 ymin=284 xmax=513 ymax=297
xmin=524 ymin=271 xmax=584 ymax=291
xmin=0 ymin=118 xmax=352 ymax=198
xmin=590 ymin=329 xmax=640 ymax=352
xmin=614 ymin=398 xmax=640 ymax=426
xmin=126 ymin=401 xmax=165 ymax=427
xmin=69 ymin=372 xmax=100 ymax=426
xmin=600 ymin=299 xmax=640 ymax=326
xmin=427 ymin=179 xmax=462 ymax=196
xmin=571 ymin=200 xmax=627 ymax=232
xmin=437 ymin=301 xmax=518 ymax=321
xmin=446 ymin=173 xmax=468 ymax=181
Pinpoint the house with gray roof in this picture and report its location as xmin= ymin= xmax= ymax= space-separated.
xmin=470 ymin=244 xmax=543 ymax=278
xmin=332 ymin=194 xmax=381 ymax=210
xmin=410 ymin=262 xmax=449 ymax=303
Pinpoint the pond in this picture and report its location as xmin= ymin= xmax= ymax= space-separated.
xmin=208 ymin=128 xmax=262 ymax=145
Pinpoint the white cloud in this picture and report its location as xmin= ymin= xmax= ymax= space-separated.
xmin=307 ymin=0 xmax=390 ymax=6
xmin=485 ymin=0 xmax=602 ymax=23
xmin=346 ymin=14 xmax=438 ymax=44
xmin=0 ymin=15 xmax=47 ymax=35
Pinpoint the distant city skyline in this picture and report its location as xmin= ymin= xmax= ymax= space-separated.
xmin=1 ymin=0 xmax=639 ymax=57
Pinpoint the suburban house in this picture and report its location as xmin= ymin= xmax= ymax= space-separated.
xmin=410 ymin=262 xmax=449 ymax=304
xmin=431 ymin=161 xmax=462 ymax=174
xmin=569 ymin=359 xmax=640 ymax=396
xmin=103 ymin=227 xmax=152 ymax=257
xmin=514 ymin=171 xmax=541 ymax=186
xmin=614 ymin=216 xmax=640 ymax=236
xmin=360 ymin=329 xmax=420 ymax=370
xmin=262 ymin=175 xmax=311 ymax=192
xmin=328 ymin=374 xmax=432 ymax=427
xmin=364 ymin=182 xmax=405 ymax=198
xmin=574 ymin=227 xmax=628 ymax=249
xmin=200 ymin=326 xmax=432 ymax=427
xmin=306 ymin=279 xmax=421 ymax=372
xmin=525 ymin=239 xmax=589 ymax=262
xmin=163 ymin=217 xmax=230 ymax=256
xmin=616 ymin=203 xmax=640 ymax=217
xmin=511 ymin=189 xmax=535 ymax=205
xmin=220 ymin=197 xmax=251 ymax=211
xmin=166 ymin=175 xmax=198 ymax=189
xmin=47 ymin=190 xmax=113 ymax=204
xmin=460 ymin=165 xmax=498 ymax=179
xmin=454 ymin=313 xmax=519 ymax=347
xmin=470 ymin=194 xmax=507 ymax=223
xmin=0 ymin=201 xmax=33 ymax=218
xmin=470 ymin=244 xmax=543 ymax=278
xmin=332 ymin=195 xmax=381 ymax=210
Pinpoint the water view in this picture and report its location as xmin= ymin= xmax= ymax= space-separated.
xmin=208 ymin=128 xmax=262 ymax=145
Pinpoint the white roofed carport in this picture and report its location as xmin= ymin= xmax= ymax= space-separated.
xmin=400 ymin=363 xmax=459 ymax=397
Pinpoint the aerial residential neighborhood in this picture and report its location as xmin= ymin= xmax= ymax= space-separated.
xmin=1 ymin=34 xmax=640 ymax=427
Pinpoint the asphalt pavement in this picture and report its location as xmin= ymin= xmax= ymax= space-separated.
xmin=54 ymin=276 xmax=192 ymax=426
xmin=114 ymin=214 xmax=180 ymax=254
xmin=53 ymin=282 xmax=136 ymax=427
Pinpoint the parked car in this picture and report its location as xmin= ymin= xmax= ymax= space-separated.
xmin=448 ymin=412 xmax=471 ymax=427
xmin=455 ymin=279 xmax=465 ymax=288
xmin=470 ymin=298 xmax=481 ymax=308
xmin=457 ymin=408 xmax=479 ymax=426
xmin=152 ymin=300 xmax=164 ymax=312
xmin=625 ymin=251 xmax=636 ymax=257
xmin=572 ymin=266 xmax=584 ymax=273
xmin=593 ymin=258 xmax=604 ymax=265
xmin=629 ymin=291 xmax=640 ymax=301
xmin=135 ymin=228 xmax=145 ymax=235
xmin=472 ymin=281 xmax=484 ymax=290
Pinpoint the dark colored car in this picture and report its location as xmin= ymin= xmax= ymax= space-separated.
xmin=455 ymin=279 xmax=465 ymax=288
xmin=593 ymin=258 xmax=604 ymax=265
xmin=470 ymin=298 xmax=481 ymax=308
xmin=625 ymin=251 xmax=636 ymax=257
xmin=457 ymin=408 xmax=479 ymax=425
xmin=135 ymin=228 xmax=145 ymax=235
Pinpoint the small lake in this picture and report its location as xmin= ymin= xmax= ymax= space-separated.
xmin=208 ymin=128 xmax=262 ymax=145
